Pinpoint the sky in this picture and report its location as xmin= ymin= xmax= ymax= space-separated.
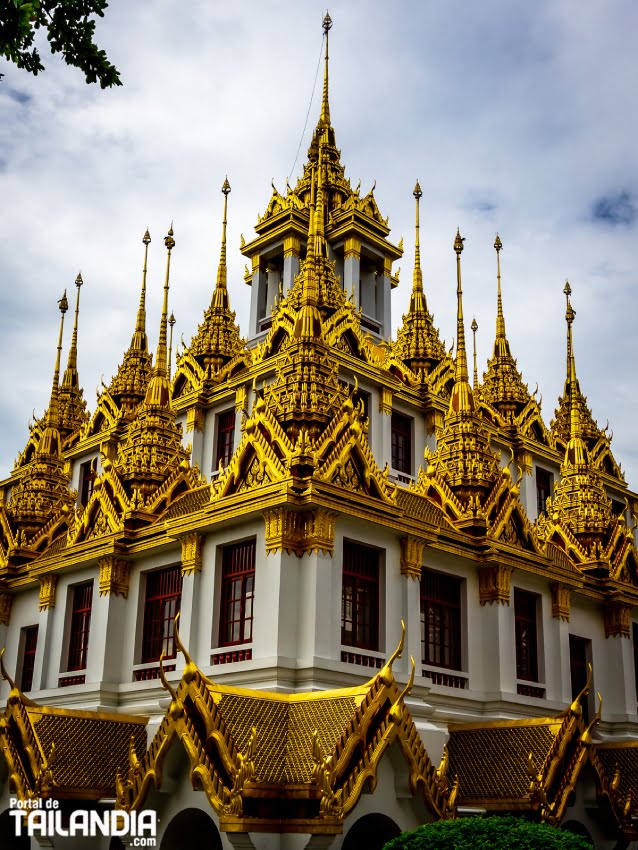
xmin=1 ymin=0 xmax=637 ymax=488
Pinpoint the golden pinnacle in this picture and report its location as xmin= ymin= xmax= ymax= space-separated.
xmin=323 ymin=11 xmax=332 ymax=33
xmin=454 ymin=228 xmax=465 ymax=254
xmin=169 ymin=312 xmax=176 ymax=328
xmin=75 ymin=272 xmax=83 ymax=288
xmin=494 ymin=233 xmax=502 ymax=252
xmin=413 ymin=180 xmax=422 ymax=200
xmin=58 ymin=290 xmax=69 ymax=313
xmin=222 ymin=176 xmax=231 ymax=195
xmin=564 ymin=279 xmax=572 ymax=298
xmin=143 ymin=228 xmax=151 ymax=246
xmin=165 ymin=224 xmax=175 ymax=251
xmin=471 ymin=318 xmax=478 ymax=333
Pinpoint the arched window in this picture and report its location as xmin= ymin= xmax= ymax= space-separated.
xmin=342 ymin=813 xmax=402 ymax=850
xmin=160 ymin=808 xmax=222 ymax=850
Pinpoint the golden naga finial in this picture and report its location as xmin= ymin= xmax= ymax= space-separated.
xmin=471 ymin=317 xmax=478 ymax=388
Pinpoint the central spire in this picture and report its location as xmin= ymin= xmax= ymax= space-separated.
xmin=58 ymin=272 xmax=89 ymax=442
xmin=320 ymin=11 xmax=332 ymax=128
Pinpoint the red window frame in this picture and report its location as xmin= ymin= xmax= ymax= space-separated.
xmin=67 ymin=582 xmax=93 ymax=671
xmin=219 ymin=540 xmax=256 ymax=647
xmin=79 ymin=458 xmax=97 ymax=507
xmin=20 ymin=625 xmax=39 ymax=692
xmin=514 ymin=589 xmax=539 ymax=682
xmin=341 ymin=541 xmax=380 ymax=651
xmin=141 ymin=566 xmax=183 ymax=663
xmin=215 ymin=410 xmax=235 ymax=469
xmin=391 ymin=412 xmax=412 ymax=474
xmin=420 ymin=570 xmax=462 ymax=670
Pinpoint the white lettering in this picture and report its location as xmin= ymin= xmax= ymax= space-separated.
xmin=69 ymin=810 xmax=89 ymax=836
xmin=137 ymin=810 xmax=157 ymax=836
xmin=9 ymin=810 xmax=24 ymax=836
xmin=26 ymin=811 xmax=47 ymax=837
xmin=110 ymin=810 xmax=130 ymax=837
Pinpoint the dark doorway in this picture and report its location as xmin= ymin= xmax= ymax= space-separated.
xmin=160 ymin=808 xmax=222 ymax=850
xmin=342 ymin=813 xmax=402 ymax=850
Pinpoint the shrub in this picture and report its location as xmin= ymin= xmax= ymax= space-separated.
xmin=383 ymin=815 xmax=592 ymax=850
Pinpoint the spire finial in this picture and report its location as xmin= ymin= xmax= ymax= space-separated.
xmin=215 ymin=177 xmax=231 ymax=297
xmin=134 ymin=229 xmax=151 ymax=342
xmin=65 ymin=272 xmax=83 ymax=374
xmin=494 ymin=233 xmax=506 ymax=341
xmin=320 ymin=11 xmax=333 ymax=127
xmin=48 ymin=290 xmax=68 ymax=426
xmin=156 ymin=225 xmax=175 ymax=376
xmin=564 ymin=279 xmax=576 ymax=389
xmin=471 ymin=317 xmax=478 ymax=389
xmin=412 ymin=180 xmax=423 ymax=295
xmin=453 ymin=229 xmax=468 ymax=383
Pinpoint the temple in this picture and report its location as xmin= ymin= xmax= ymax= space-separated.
xmin=1 ymin=14 xmax=637 ymax=850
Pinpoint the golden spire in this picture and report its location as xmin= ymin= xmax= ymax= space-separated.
xmin=393 ymin=183 xmax=446 ymax=374
xmin=542 ymin=284 xmax=613 ymax=550
xmin=479 ymin=235 xmax=531 ymax=420
xmin=45 ymin=290 xmax=68 ymax=435
xmin=551 ymin=279 xmax=605 ymax=452
xmin=320 ymin=12 xmax=332 ymax=128
xmin=132 ymin=229 xmax=151 ymax=350
xmin=58 ymin=273 xmax=88 ymax=441
xmin=8 ymin=292 xmax=75 ymax=540
xmin=107 ymin=230 xmax=153 ymax=416
xmin=453 ymin=229 xmax=468 ymax=383
xmin=186 ymin=181 xmax=244 ymax=378
xmin=168 ymin=312 xmax=176 ymax=380
xmin=211 ymin=178 xmax=231 ymax=309
xmin=471 ymin=317 xmax=478 ymax=389
xmin=143 ymin=225 xmax=174 ymax=407
xmin=493 ymin=234 xmax=509 ymax=356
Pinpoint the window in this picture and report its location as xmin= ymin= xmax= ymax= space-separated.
xmin=341 ymin=541 xmax=380 ymax=650
xmin=536 ymin=467 xmax=553 ymax=515
xmin=67 ymin=582 xmax=93 ymax=671
xmin=391 ymin=412 xmax=412 ymax=475
xmin=19 ymin=626 xmax=38 ymax=692
xmin=514 ymin=589 xmax=540 ymax=682
xmin=420 ymin=570 xmax=462 ymax=670
xmin=214 ymin=410 xmax=235 ymax=470
xmin=141 ymin=566 xmax=182 ymax=663
xmin=219 ymin=540 xmax=256 ymax=646
xmin=570 ymin=634 xmax=592 ymax=724
xmin=79 ymin=458 xmax=98 ymax=507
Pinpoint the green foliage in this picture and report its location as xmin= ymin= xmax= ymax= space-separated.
xmin=0 ymin=0 xmax=120 ymax=88
xmin=383 ymin=816 xmax=592 ymax=850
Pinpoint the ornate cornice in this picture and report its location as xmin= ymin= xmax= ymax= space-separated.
xmin=478 ymin=564 xmax=513 ymax=606
xmin=98 ymin=557 xmax=130 ymax=597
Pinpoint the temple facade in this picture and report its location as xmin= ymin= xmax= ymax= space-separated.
xmin=1 ymin=14 xmax=637 ymax=850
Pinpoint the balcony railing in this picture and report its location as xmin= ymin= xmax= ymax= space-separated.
xmin=211 ymin=647 xmax=252 ymax=665
xmin=341 ymin=649 xmax=384 ymax=669
xmin=423 ymin=667 xmax=468 ymax=689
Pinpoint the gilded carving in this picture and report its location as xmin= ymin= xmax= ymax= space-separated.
xmin=0 ymin=593 xmax=13 ymax=625
xmin=263 ymin=508 xmax=336 ymax=556
xmin=400 ymin=536 xmax=424 ymax=580
xmin=478 ymin=564 xmax=513 ymax=606
xmin=181 ymin=533 xmax=203 ymax=575
xmin=379 ymin=387 xmax=392 ymax=416
xmin=343 ymin=236 xmax=361 ymax=260
xmin=186 ymin=407 xmax=204 ymax=433
xmin=39 ymin=574 xmax=58 ymax=610
xmin=550 ymin=583 xmax=571 ymax=622
xmin=603 ymin=602 xmax=631 ymax=638
xmin=283 ymin=235 xmax=301 ymax=258
xmin=98 ymin=557 xmax=130 ymax=598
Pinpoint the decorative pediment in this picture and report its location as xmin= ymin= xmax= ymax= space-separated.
xmin=171 ymin=351 xmax=204 ymax=401
xmin=211 ymin=420 xmax=290 ymax=502
xmin=86 ymin=388 xmax=121 ymax=437
xmin=515 ymin=397 xmax=553 ymax=446
xmin=314 ymin=414 xmax=396 ymax=504
xmin=487 ymin=490 xmax=542 ymax=554
xmin=69 ymin=481 xmax=123 ymax=545
xmin=589 ymin=435 xmax=625 ymax=483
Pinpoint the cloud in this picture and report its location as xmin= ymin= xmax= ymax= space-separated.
xmin=591 ymin=191 xmax=637 ymax=226
xmin=6 ymin=88 xmax=32 ymax=106
xmin=0 ymin=0 xmax=637 ymax=489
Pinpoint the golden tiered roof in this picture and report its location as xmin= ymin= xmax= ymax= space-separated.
xmin=393 ymin=183 xmax=447 ymax=378
xmin=104 ymin=230 xmax=154 ymax=420
xmin=479 ymin=236 xmax=532 ymax=420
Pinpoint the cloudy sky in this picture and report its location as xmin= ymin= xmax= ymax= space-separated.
xmin=1 ymin=0 xmax=636 ymax=487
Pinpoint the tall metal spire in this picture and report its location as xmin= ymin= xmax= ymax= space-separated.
xmin=471 ymin=317 xmax=478 ymax=389
xmin=143 ymin=225 xmax=174 ymax=409
xmin=46 ymin=290 xmax=68 ymax=432
xmin=412 ymin=180 xmax=425 ymax=304
xmin=58 ymin=272 xmax=89 ymax=440
xmin=211 ymin=178 xmax=231 ymax=308
xmin=453 ymin=229 xmax=469 ymax=384
xmin=320 ymin=12 xmax=332 ymax=128
xmin=493 ymin=234 xmax=510 ymax=357
xmin=132 ymin=229 xmax=151 ymax=351
xmin=63 ymin=273 xmax=82 ymax=377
